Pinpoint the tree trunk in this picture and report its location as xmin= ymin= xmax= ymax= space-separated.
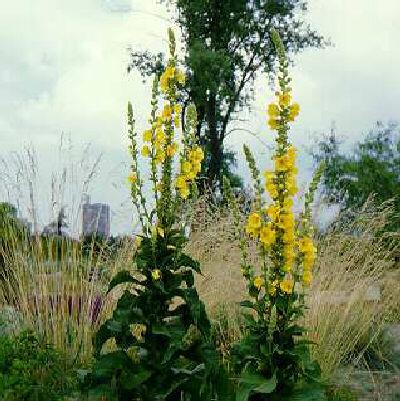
xmin=206 ymin=93 xmax=223 ymax=189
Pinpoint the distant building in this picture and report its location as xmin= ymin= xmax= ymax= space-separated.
xmin=82 ymin=197 xmax=110 ymax=238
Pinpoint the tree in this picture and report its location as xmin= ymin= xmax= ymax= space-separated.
xmin=129 ymin=0 xmax=324 ymax=189
xmin=313 ymin=121 xmax=400 ymax=230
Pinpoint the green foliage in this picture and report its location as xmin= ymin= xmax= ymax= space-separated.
xmin=0 ymin=331 xmax=78 ymax=401
xmin=232 ymin=300 xmax=325 ymax=400
xmin=325 ymin=385 xmax=358 ymax=401
xmin=84 ymin=231 xmax=230 ymax=400
xmin=313 ymin=122 xmax=400 ymax=230
xmin=129 ymin=0 xmax=325 ymax=188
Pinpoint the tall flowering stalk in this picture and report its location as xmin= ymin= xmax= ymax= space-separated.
xmin=85 ymin=30 xmax=228 ymax=401
xmin=225 ymin=30 xmax=325 ymax=400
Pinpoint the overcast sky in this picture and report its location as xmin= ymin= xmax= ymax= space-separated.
xmin=1 ymin=0 xmax=399 ymax=234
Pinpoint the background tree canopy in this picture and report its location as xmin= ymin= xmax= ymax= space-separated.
xmin=129 ymin=0 xmax=325 ymax=190
xmin=313 ymin=121 xmax=400 ymax=231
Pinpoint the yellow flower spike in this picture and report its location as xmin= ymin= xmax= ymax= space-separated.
xmin=174 ymin=116 xmax=180 ymax=128
xmin=267 ymin=103 xmax=280 ymax=118
xmin=141 ymin=145 xmax=151 ymax=157
xmin=253 ymin=276 xmax=264 ymax=290
xmin=151 ymin=269 xmax=162 ymax=281
xmin=143 ymin=130 xmax=152 ymax=142
xmin=128 ymin=172 xmax=137 ymax=184
xmin=280 ymin=279 xmax=294 ymax=294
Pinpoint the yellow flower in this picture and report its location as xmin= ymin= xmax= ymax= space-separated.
xmin=186 ymin=171 xmax=196 ymax=181
xmin=247 ymin=213 xmax=262 ymax=230
xmin=182 ymin=161 xmax=192 ymax=174
xmin=165 ymin=66 xmax=175 ymax=79
xmin=268 ymin=280 xmax=279 ymax=297
xmin=253 ymin=276 xmax=264 ymax=290
xmin=192 ymin=161 xmax=201 ymax=174
xmin=268 ymin=118 xmax=280 ymax=130
xmin=160 ymin=74 xmax=168 ymax=92
xmin=176 ymin=69 xmax=186 ymax=85
xmin=162 ymin=105 xmax=172 ymax=122
xmin=179 ymin=186 xmax=190 ymax=199
xmin=130 ymin=323 xmax=146 ymax=342
xmin=280 ymin=213 xmax=295 ymax=230
xmin=166 ymin=143 xmax=178 ymax=157
xmin=288 ymin=103 xmax=300 ymax=121
xmin=141 ymin=145 xmax=151 ymax=157
xmin=278 ymin=91 xmax=291 ymax=108
xmin=298 ymin=237 xmax=314 ymax=254
xmin=275 ymin=154 xmax=291 ymax=172
xmin=302 ymin=270 xmax=313 ymax=286
xmin=190 ymin=146 xmax=204 ymax=163
xmin=266 ymin=182 xmax=278 ymax=198
xmin=128 ymin=172 xmax=137 ymax=184
xmin=266 ymin=204 xmax=279 ymax=221
xmin=155 ymin=151 xmax=165 ymax=164
xmin=260 ymin=224 xmax=275 ymax=247
xmin=156 ymin=129 xmax=165 ymax=143
xmin=280 ymin=279 xmax=294 ymax=294
xmin=282 ymin=198 xmax=293 ymax=212
xmin=267 ymin=103 xmax=280 ymax=118
xmin=143 ymin=130 xmax=152 ymax=142
xmin=282 ymin=230 xmax=295 ymax=244
xmin=151 ymin=269 xmax=161 ymax=280
xmin=175 ymin=175 xmax=187 ymax=189
xmin=264 ymin=170 xmax=275 ymax=182
xmin=174 ymin=104 xmax=182 ymax=115
xmin=287 ymin=145 xmax=297 ymax=162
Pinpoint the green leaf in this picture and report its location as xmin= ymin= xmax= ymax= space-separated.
xmin=107 ymin=270 xmax=143 ymax=293
xmin=177 ymin=253 xmax=201 ymax=273
xmin=239 ymin=300 xmax=256 ymax=310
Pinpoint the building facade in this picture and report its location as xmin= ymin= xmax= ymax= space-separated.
xmin=82 ymin=200 xmax=110 ymax=238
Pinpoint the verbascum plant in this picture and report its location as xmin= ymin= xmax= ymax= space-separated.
xmin=85 ymin=30 xmax=229 ymax=401
xmin=224 ymin=30 xmax=325 ymax=401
